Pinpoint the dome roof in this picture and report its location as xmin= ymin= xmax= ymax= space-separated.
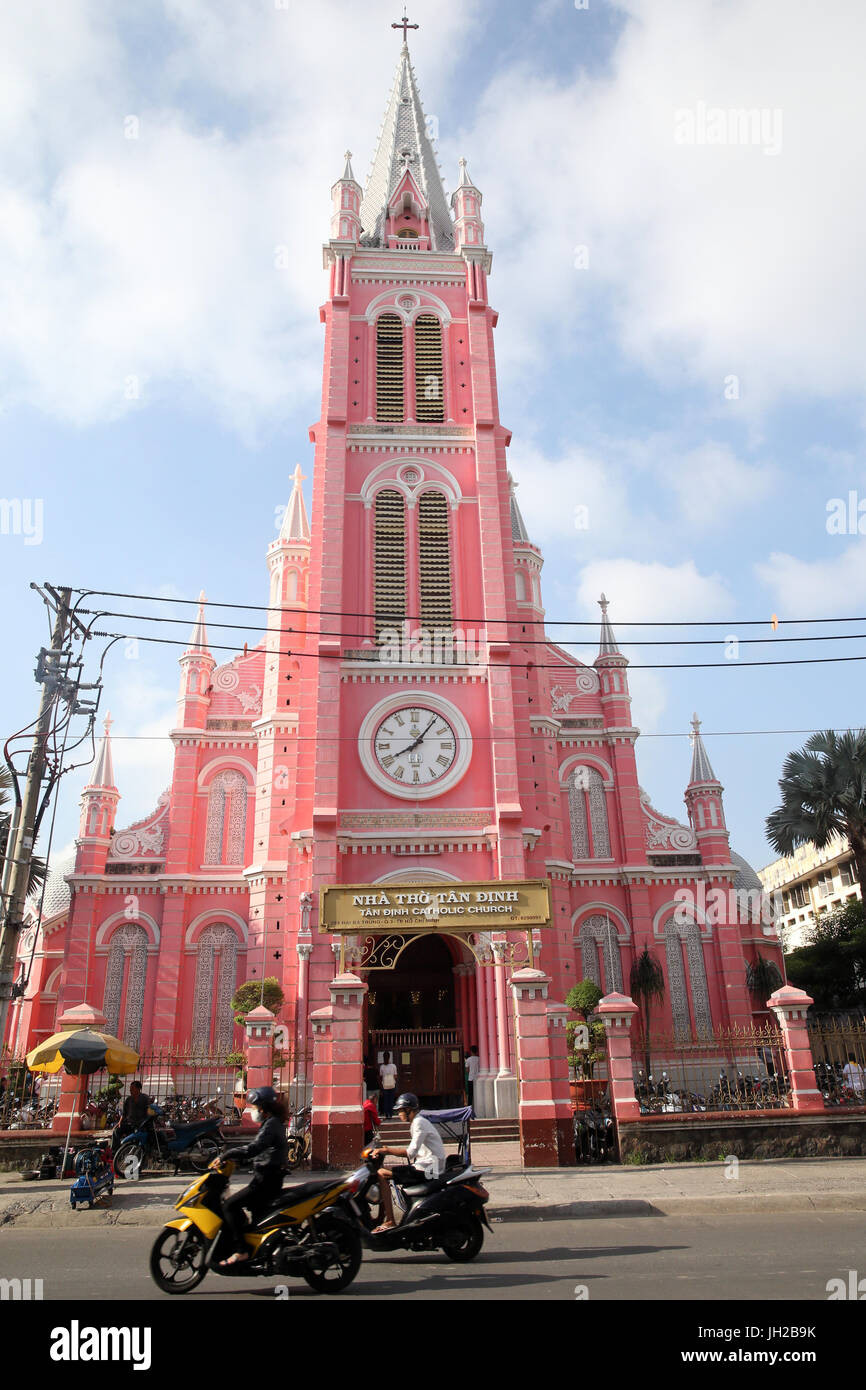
xmin=730 ymin=850 xmax=763 ymax=894
xmin=28 ymin=857 xmax=74 ymax=921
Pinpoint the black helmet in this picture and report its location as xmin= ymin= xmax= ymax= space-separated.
xmin=247 ymin=1086 xmax=277 ymax=1108
xmin=394 ymin=1092 xmax=420 ymax=1114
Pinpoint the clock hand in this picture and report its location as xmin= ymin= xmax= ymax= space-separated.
xmin=386 ymin=717 xmax=438 ymax=759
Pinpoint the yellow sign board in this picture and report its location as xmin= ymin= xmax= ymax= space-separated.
xmin=319 ymin=879 xmax=552 ymax=933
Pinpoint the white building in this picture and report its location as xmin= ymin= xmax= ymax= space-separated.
xmin=758 ymin=834 xmax=861 ymax=951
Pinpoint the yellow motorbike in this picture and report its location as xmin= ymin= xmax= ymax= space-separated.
xmin=149 ymin=1157 xmax=362 ymax=1294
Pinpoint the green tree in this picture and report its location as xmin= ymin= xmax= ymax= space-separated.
xmin=766 ymin=728 xmax=866 ymax=898
xmin=0 ymin=767 xmax=48 ymax=899
xmin=231 ymin=977 xmax=285 ymax=1025
xmin=565 ymin=979 xmax=603 ymax=1020
xmin=786 ymin=900 xmax=866 ymax=1011
xmin=565 ymin=979 xmax=605 ymax=1078
xmin=745 ymin=954 xmax=784 ymax=1002
xmin=629 ymin=946 xmax=666 ymax=1077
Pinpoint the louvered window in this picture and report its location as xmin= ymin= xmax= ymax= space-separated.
xmin=414 ymin=315 xmax=444 ymax=422
xmin=418 ymin=491 xmax=452 ymax=635
xmin=376 ymin=314 xmax=404 ymax=422
xmin=374 ymin=489 xmax=407 ymax=639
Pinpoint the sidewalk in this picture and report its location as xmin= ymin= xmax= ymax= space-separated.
xmin=1 ymin=1154 xmax=865 ymax=1229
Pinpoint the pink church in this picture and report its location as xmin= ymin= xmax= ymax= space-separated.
xmin=8 ymin=41 xmax=783 ymax=1118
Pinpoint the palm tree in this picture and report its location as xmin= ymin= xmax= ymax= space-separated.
xmin=0 ymin=768 xmax=48 ymax=901
xmin=629 ymin=946 xmax=666 ymax=1079
xmin=766 ymin=729 xmax=866 ymax=898
xmin=745 ymin=954 xmax=784 ymax=1001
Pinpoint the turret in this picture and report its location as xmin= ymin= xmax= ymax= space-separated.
xmin=684 ymin=713 xmax=732 ymax=862
xmin=451 ymin=157 xmax=485 ymax=251
xmin=594 ymin=594 xmax=632 ymax=729
xmin=176 ymin=591 xmax=216 ymax=729
xmin=75 ymin=713 xmax=120 ymax=873
xmin=330 ymin=151 xmax=362 ymax=245
xmin=267 ymin=466 xmax=311 ymax=612
xmin=509 ymin=476 xmax=544 ymax=614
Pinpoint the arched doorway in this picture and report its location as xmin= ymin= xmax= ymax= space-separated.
xmin=366 ymin=934 xmax=467 ymax=1106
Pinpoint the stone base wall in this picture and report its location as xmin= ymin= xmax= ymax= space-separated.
xmin=617 ymin=1109 xmax=866 ymax=1164
xmin=0 ymin=1131 xmax=93 ymax=1171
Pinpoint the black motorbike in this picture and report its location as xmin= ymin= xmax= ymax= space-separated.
xmin=327 ymin=1141 xmax=491 ymax=1261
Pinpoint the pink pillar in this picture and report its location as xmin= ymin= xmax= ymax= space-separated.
xmin=511 ymin=968 xmax=573 ymax=1166
xmin=493 ymin=945 xmax=513 ymax=1076
xmin=475 ymin=965 xmax=490 ymax=1073
xmin=243 ymin=1005 xmax=276 ymax=1128
xmin=295 ymin=942 xmax=312 ymax=1088
xmin=310 ymin=972 xmax=366 ymax=1169
xmin=768 ymin=985 xmax=825 ymax=1112
xmin=597 ymin=991 xmax=641 ymax=1123
xmin=50 ymin=1002 xmax=107 ymax=1134
xmin=485 ymin=962 xmax=497 ymax=1069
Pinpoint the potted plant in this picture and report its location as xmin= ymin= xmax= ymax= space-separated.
xmin=566 ymin=980 xmax=607 ymax=1109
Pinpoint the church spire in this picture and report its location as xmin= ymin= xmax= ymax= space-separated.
xmin=89 ymin=712 xmax=116 ymax=791
xmin=688 ymin=712 xmax=717 ymax=784
xmin=597 ymin=593 xmax=620 ymax=658
xmin=185 ymin=590 xmax=210 ymax=655
xmin=279 ymin=466 xmax=311 ymax=544
xmin=359 ymin=43 xmax=454 ymax=250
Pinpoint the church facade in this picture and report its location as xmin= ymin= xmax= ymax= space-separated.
xmin=7 ymin=43 xmax=783 ymax=1117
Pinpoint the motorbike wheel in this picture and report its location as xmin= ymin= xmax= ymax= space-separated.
xmin=188 ymin=1135 xmax=222 ymax=1172
xmin=301 ymin=1215 xmax=362 ymax=1294
xmin=114 ymin=1140 xmax=145 ymax=1181
xmin=149 ymin=1226 xmax=208 ymax=1294
xmin=441 ymin=1214 xmax=484 ymax=1263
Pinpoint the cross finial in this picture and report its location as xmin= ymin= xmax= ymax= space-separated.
xmin=690 ymin=712 xmax=701 ymax=747
xmin=598 ymin=592 xmax=609 ymax=614
xmin=291 ymin=463 xmax=307 ymax=486
xmin=103 ymin=711 xmax=113 ymax=736
xmin=392 ymin=7 xmax=418 ymax=43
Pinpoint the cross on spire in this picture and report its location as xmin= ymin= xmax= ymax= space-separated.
xmin=391 ymin=7 xmax=418 ymax=43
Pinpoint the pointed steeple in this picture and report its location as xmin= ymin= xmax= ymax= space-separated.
xmin=359 ymin=46 xmax=454 ymax=250
xmin=186 ymin=590 xmax=210 ymax=655
xmin=342 ymin=150 xmax=356 ymax=182
xmin=90 ymin=713 xmax=116 ymax=790
xmin=279 ymin=466 xmax=311 ymax=544
xmin=508 ymin=475 xmax=530 ymax=544
xmin=689 ymin=713 xmax=717 ymax=784
xmin=456 ymin=156 xmax=473 ymax=189
xmin=597 ymin=593 xmax=620 ymax=657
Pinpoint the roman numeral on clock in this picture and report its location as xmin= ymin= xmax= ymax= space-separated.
xmin=394 ymin=765 xmax=405 ymax=779
xmin=381 ymin=754 xmax=395 ymax=768
xmin=436 ymin=754 xmax=450 ymax=767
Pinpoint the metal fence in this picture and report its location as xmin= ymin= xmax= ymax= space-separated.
xmin=807 ymin=1019 xmax=866 ymax=1107
xmin=0 ymin=1052 xmax=60 ymax=1130
xmin=632 ymin=1025 xmax=791 ymax=1114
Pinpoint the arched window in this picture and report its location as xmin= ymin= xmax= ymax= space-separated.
xmin=577 ymin=915 xmax=623 ymax=993
xmin=103 ymin=924 xmax=148 ymax=1049
xmin=663 ymin=918 xmax=712 ymax=1039
xmin=514 ymin=569 xmax=527 ymax=601
xmin=376 ymin=314 xmax=404 ymax=422
xmin=414 ymin=315 xmax=444 ymax=422
xmin=374 ymin=488 xmax=407 ymax=640
xmin=203 ymin=770 xmax=248 ymax=865
xmin=417 ymin=491 xmax=452 ymax=634
xmin=191 ymin=924 xmax=239 ymax=1054
xmin=568 ymin=766 xmax=611 ymax=859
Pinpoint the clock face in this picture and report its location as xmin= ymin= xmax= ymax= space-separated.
xmin=373 ymin=705 xmax=458 ymax=787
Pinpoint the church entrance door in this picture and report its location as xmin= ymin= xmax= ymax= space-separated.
xmin=366 ymin=934 xmax=465 ymax=1106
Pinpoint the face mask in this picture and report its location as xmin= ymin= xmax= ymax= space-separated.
xmin=251 ymin=1108 xmax=262 ymax=1123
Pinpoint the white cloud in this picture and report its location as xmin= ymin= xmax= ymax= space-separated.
xmin=756 ymin=540 xmax=866 ymax=617
xmin=664 ymin=443 xmax=776 ymax=527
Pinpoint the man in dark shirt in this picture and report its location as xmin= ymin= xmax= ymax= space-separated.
xmin=118 ymin=1081 xmax=151 ymax=1137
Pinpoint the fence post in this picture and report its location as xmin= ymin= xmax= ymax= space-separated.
xmin=50 ymin=1003 xmax=107 ymax=1134
xmin=310 ymin=973 xmax=366 ymax=1169
xmin=243 ymin=1005 xmax=276 ymax=1127
xmin=510 ymin=968 xmax=573 ymax=1166
xmin=768 ymin=985 xmax=825 ymax=1112
xmin=597 ymin=992 xmax=641 ymax=1122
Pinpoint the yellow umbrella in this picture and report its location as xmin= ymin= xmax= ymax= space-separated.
xmin=27 ymin=1028 xmax=140 ymax=1076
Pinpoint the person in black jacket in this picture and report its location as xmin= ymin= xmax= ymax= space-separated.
xmin=218 ymin=1086 xmax=289 ymax=1266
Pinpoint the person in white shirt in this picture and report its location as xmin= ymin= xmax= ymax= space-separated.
xmin=465 ymin=1045 xmax=480 ymax=1108
xmin=378 ymin=1051 xmax=398 ymax=1119
xmin=371 ymin=1092 xmax=446 ymax=1232
xmin=842 ymin=1054 xmax=866 ymax=1096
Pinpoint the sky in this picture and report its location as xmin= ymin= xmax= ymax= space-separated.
xmin=1 ymin=0 xmax=865 ymax=876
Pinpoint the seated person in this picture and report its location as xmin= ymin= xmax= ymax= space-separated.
xmin=372 ymin=1092 xmax=446 ymax=1232
xmin=115 ymin=1080 xmax=152 ymax=1141
xmin=218 ymin=1086 xmax=289 ymax=1266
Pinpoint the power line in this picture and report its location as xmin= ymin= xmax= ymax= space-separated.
xmin=98 ymin=725 xmax=866 ymax=742
xmin=86 ymin=626 xmax=866 ymax=670
xmin=64 ymin=584 xmax=865 ymax=630
xmin=73 ymin=606 xmax=866 ymax=648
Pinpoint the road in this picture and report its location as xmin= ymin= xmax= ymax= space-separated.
xmin=2 ymin=1212 xmax=863 ymax=1301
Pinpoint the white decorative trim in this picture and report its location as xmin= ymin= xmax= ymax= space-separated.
xmin=94 ymin=911 xmax=161 ymax=951
xmin=571 ymin=903 xmax=631 ymax=939
xmin=184 ymin=909 xmax=250 ymax=949
xmin=359 ymin=456 xmax=463 ymax=508
xmin=558 ymin=752 xmax=614 ymax=788
xmin=196 ymin=757 xmax=256 ymax=790
xmin=357 ymin=692 xmax=473 ymax=801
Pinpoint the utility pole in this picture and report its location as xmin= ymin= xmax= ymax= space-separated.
xmin=0 ymin=589 xmax=73 ymax=1046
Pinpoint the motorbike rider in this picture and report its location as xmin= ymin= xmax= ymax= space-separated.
xmin=371 ymin=1092 xmax=446 ymax=1233
xmin=215 ymin=1086 xmax=289 ymax=1266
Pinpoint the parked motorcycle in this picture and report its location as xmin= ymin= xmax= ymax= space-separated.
xmin=149 ymin=1156 xmax=360 ymax=1295
xmin=323 ymin=1140 xmax=491 ymax=1261
xmin=286 ymin=1105 xmax=312 ymax=1171
xmin=114 ymin=1105 xmax=225 ymax=1179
